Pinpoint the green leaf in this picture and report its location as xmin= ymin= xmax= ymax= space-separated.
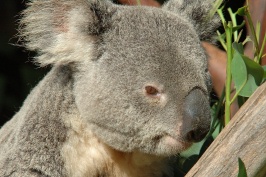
xmin=231 ymin=51 xmax=247 ymax=94
xmin=233 ymin=42 xmax=244 ymax=54
xmin=207 ymin=103 xmax=222 ymax=138
xmin=231 ymin=44 xmax=264 ymax=97
xmin=243 ymin=56 xmax=264 ymax=84
xmin=180 ymin=140 xmax=205 ymax=157
xmin=238 ymin=158 xmax=248 ymax=177
xmin=211 ymin=120 xmax=222 ymax=139
xmin=240 ymin=75 xmax=259 ymax=97
xmin=239 ymin=56 xmax=264 ymax=97
xmin=236 ymin=6 xmax=248 ymax=16
xmin=263 ymin=66 xmax=266 ymax=79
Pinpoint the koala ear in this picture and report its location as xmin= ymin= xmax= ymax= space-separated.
xmin=162 ymin=0 xmax=220 ymax=42
xmin=19 ymin=0 xmax=115 ymax=66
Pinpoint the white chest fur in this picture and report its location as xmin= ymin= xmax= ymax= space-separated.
xmin=61 ymin=115 xmax=173 ymax=177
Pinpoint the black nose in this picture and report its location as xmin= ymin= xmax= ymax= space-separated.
xmin=186 ymin=128 xmax=209 ymax=142
xmin=182 ymin=89 xmax=211 ymax=142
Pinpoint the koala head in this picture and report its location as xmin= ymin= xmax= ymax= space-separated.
xmin=20 ymin=0 xmax=219 ymax=156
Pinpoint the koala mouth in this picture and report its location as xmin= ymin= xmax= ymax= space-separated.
xmin=164 ymin=135 xmax=192 ymax=149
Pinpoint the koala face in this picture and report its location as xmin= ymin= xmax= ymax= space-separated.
xmin=20 ymin=0 xmax=218 ymax=156
xmin=74 ymin=6 xmax=211 ymax=156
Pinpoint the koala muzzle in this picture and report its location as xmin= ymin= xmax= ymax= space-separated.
xmin=182 ymin=89 xmax=211 ymax=142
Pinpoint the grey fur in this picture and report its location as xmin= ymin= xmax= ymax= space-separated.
xmin=0 ymin=0 xmax=219 ymax=176
xmin=163 ymin=0 xmax=220 ymax=42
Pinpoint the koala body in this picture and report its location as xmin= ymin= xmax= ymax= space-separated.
xmin=0 ymin=0 xmax=219 ymax=176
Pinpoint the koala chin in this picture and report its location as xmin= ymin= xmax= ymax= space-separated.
xmin=0 ymin=0 xmax=220 ymax=176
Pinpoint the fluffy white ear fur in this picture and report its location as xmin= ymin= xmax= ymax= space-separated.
xmin=163 ymin=0 xmax=220 ymax=42
xmin=19 ymin=0 xmax=114 ymax=66
xmin=20 ymin=0 xmax=219 ymax=66
xmin=36 ymin=7 xmax=95 ymax=66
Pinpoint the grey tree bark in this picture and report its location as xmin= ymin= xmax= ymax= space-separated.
xmin=186 ymin=82 xmax=266 ymax=177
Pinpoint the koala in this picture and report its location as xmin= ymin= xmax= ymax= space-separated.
xmin=0 ymin=0 xmax=219 ymax=176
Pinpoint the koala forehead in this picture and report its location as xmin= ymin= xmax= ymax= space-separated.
xmin=96 ymin=6 xmax=208 ymax=92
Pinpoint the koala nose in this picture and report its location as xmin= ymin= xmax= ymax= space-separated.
xmin=182 ymin=89 xmax=211 ymax=142
xmin=186 ymin=128 xmax=209 ymax=142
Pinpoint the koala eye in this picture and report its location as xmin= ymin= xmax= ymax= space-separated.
xmin=145 ymin=85 xmax=160 ymax=97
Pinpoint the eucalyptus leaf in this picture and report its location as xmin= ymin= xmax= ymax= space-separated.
xmin=238 ymin=158 xmax=247 ymax=177
xmin=240 ymin=75 xmax=259 ymax=97
xmin=263 ymin=66 xmax=266 ymax=79
xmin=239 ymin=56 xmax=264 ymax=97
xmin=231 ymin=47 xmax=264 ymax=97
xmin=211 ymin=120 xmax=222 ymax=139
xmin=242 ymin=56 xmax=264 ymax=85
xmin=180 ymin=139 xmax=206 ymax=157
xmin=232 ymin=42 xmax=244 ymax=54
xmin=231 ymin=51 xmax=247 ymax=94
xmin=236 ymin=6 xmax=247 ymax=16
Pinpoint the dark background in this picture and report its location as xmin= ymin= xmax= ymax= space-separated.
xmin=0 ymin=0 xmax=245 ymax=127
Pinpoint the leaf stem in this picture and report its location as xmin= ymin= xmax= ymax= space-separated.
xmin=217 ymin=8 xmax=226 ymax=26
xmin=230 ymin=81 xmax=246 ymax=104
xmin=228 ymin=8 xmax=238 ymax=41
xmin=258 ymin=34 xmax=266 ymax=64
xmin=225 ymin=22 xmax=233 ymax=125
xmin=217 ymin=31 xmax=227 ymax=50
